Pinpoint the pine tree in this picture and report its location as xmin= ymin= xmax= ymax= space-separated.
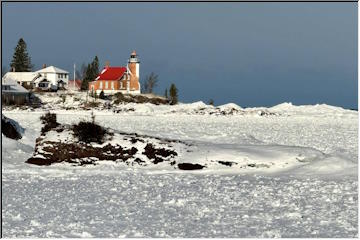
xmin=164 ymin=88 xmax=168 ymax=99
xmin=92 ymin=56 xmax=99 ymax=77
xmin=208 ymin=99 xmax=214 ymax=106
xmin=169 ymin=83 xmax=178 ymax=105
xmin=81 ymin=56 xmax=100 ymax=91
xmin=81 ymin=63 xmax=92 ymax=90
xmin=99 ymin=90 xmax=105 ymax=99
xmin=10 ymin=38 xmax=33 ymax=72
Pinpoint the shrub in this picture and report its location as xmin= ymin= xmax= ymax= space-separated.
xmin=99 ymin=90 xmax=105 ymax=99
xmin=114 ymin=92 xmax=132 ymax=104
xmin=61 ymin=95 xmax=66 ymax=104
xmin=114 ymin=92 xmax=124 ymax=99
xmin=149 ymin=97 xmax=169 ymax=105
xmin=83 ymin=101 xmax=100 ymax=108
xmin=40 ymin=112 xmax=59 ymax=134
xmin=72 ymin=120 xmax=111 ymax=144
xmin=114 ymin=92 xmax=125 ymax=101
xmin=134 ymin=95 xmax=149 ymax=103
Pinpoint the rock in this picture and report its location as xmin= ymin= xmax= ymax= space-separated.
xmin=218 ymin=160 xmax=236 ymax=167
xmin=142 ymin=143 xmax=177 ymax=164
xmin=26 ymin=123 xmax=186 ymax=167
xmin=178 ymin=163 xmax=205 ymax=170
xmin=26 ymin=141 xmax=138 ymax=166
xmin=2 ymin=115 xmax=24 ymax=140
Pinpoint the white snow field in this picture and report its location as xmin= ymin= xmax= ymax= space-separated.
xmin=2 ymin=101 xmax=358 ymax=237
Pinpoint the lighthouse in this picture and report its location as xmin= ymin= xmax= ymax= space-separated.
xmin=128 ymin=50 xmax=140 ymax=78
xmin=88 ymin=51 xmax=141 ymax=95
xmin=127 ymin=50 xmax=141 ymax=93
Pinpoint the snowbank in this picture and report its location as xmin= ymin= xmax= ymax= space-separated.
xmin=270 ymin=102 xmax=356 ymax=116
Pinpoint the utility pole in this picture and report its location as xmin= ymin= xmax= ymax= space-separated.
xmin=73 ymin=63 xmax=76 ymax=90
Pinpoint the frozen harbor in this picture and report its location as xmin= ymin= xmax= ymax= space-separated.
xmin=2 ymin=102 xmax=358 ymax=237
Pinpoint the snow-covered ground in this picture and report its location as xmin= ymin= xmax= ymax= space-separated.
xmin=2 ymin=101 xmax=358 ymax=237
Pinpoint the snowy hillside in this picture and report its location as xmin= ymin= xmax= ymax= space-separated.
xmin=2 ymin=100 xmax=358 ymax=237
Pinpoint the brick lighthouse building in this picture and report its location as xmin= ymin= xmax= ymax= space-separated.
xmin=88 ymin=51 xmax=141 ymax=94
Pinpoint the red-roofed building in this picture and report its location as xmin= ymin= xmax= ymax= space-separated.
xmin=89 ymin=51 xmax=141 ymax=94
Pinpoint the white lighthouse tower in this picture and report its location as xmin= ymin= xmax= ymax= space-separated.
xmin=128 ymin=50 xmax=140 ymax=79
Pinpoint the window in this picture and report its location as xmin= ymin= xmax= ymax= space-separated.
xmin=39 ymin=82 xmax=48 ymax=88
xmin=120 ymin=82 xmax=123 ymax=89
xmin=105 ymin=81 xmax=108 ymax=89
xmin=111 ymin=82 xmax=114 ymax=89
xmin=58 ymin=74 xmax=61 ymax=78
xmin=99 ymin=82 xmax=103 ymax=89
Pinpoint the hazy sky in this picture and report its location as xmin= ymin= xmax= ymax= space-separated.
xmin=2 ymin=2 xmax=357 ymax=108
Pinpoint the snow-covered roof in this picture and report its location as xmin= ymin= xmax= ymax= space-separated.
xmin=36 ymin=66 xmax=69 ymax=74
xmin=96 ymin=67 xmax=127 ymax=81
xmin=2 ymin=78 xmax=29 ymax=93
xmin=34 ymin=76 xmax=49 ymax=83
xmin=2 ymin=72 xmax=40 ymax=83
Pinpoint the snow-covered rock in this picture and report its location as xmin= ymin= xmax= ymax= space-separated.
xmin=2 ymin=114 xmax=24 ymax=140
xmin=27 ymin=122 xmax=190 ymax=167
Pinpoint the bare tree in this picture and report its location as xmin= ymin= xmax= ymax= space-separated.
xmin=142 ymin=72 xmax=158 ymax=94
xmin=76 ymin=62 xmax=87 ymax=80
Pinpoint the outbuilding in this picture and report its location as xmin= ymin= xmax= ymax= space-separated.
xmin=2 ymin=77 xmax=30 ymax=105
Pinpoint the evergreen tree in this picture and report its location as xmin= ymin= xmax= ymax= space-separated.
xmin=164 ymin=88 xmax=168 ymax=99
xmin=81 ymin=56 xmax=100 ymax=91
xmin=81 ymin=63 xmax=92 ymax=90
xmin=208 ymin=99 xmax=214 ymax=106
xmin=99 ymin=90 xmax=105 ymax=99
xmin=10 ymin=38 xmax=33 ymax=72
xmin=92 ymin=56 xmax=99 ymax=77
xmin=169 ymin=83 xmax=178 ymax=105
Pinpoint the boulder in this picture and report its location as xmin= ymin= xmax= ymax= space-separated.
xmin=2 ymin=115 xmax=24 ymax=140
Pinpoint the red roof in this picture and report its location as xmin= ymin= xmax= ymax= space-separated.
xmin=96 ymin=67 xmax=127 ymax=81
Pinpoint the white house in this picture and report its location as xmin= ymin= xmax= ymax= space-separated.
xmin=35 ymin=65 xmax=69 ymax=90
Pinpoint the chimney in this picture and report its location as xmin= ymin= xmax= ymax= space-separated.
xmin=42 ymin=64 xmax=47 ymax=69
xmin=105 ymin=61 xmax=110 ymax=68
